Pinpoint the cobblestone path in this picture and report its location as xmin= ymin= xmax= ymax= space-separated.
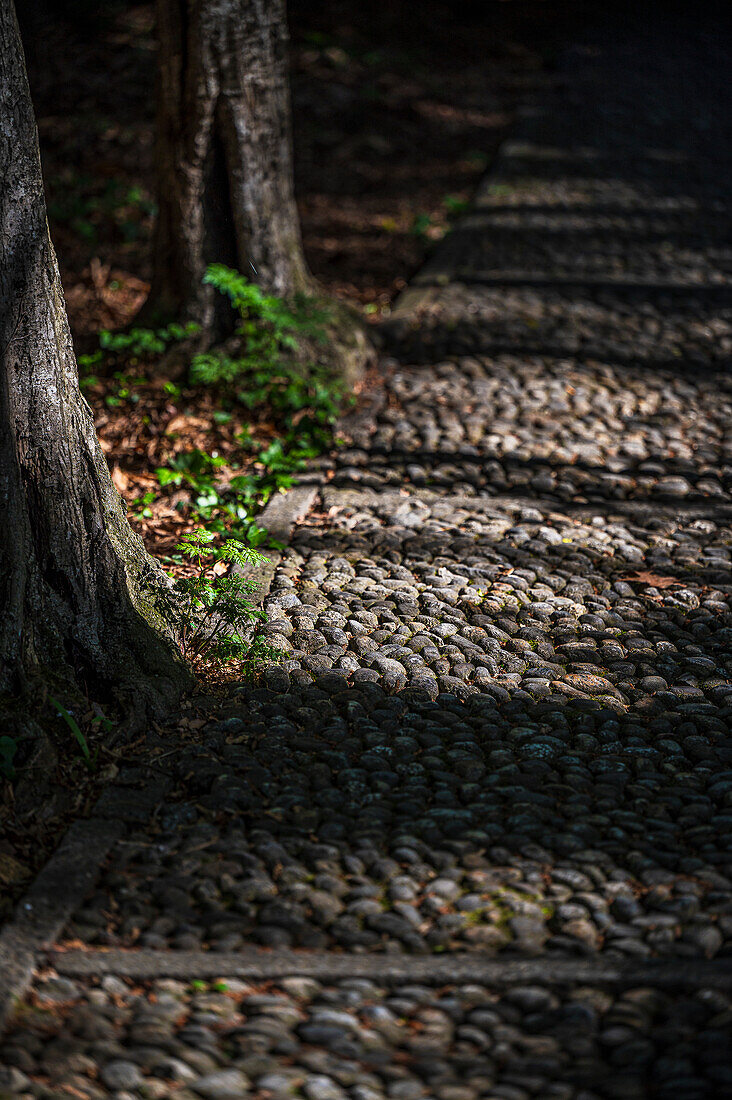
xmin=3 ymin=10 xmax=732 ymax=1100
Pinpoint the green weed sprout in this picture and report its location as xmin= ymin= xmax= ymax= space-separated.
xmin=48 ymin=697 xmax=98 ymax=771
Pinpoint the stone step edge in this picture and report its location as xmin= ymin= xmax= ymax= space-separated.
xmin=318 ymin=484 xmax=732 ymax=524
xmin=48 ymin=947 xmax=732 ymax=990
xmin=411 ymin=272 xmax=732 ymax=297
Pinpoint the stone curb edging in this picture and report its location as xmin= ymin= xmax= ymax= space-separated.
xmin=231 ymin=485 xmax=319 ymax=602
xmin=320 ymin=485 xmax=732 ymax=524
xmin=256 ymin=485 xmax=320 ymax=547
xmin=48 ymin=947 xmax=732 ymax=991
xmin=0 ymin=818 xmax=123 ymax=1029
xmin=0 ymin=485 xmax=320 ymax=1033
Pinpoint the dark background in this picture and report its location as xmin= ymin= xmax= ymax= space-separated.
xmin=17 ymin=0 xmax=592 ymax=344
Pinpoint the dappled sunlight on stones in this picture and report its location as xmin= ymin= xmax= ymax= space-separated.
xmin=59 ymin=491 xmax=732 ymax=958
xmin=62 ymin=647 xmax=732 ymax=957
xmin=336 ymin=351 xmax=732 ymax=505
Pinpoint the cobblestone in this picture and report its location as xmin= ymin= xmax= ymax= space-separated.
xmin=2 ymin=973 xmax=730 ymax=1100
xmin=63 ymin=477 xmax=732 ymax=954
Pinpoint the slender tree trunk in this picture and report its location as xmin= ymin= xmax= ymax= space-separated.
xmin=0 ymin=0 xmax=190 ymax=726
xmin=149 ymin=0 xmax=312 ymax=336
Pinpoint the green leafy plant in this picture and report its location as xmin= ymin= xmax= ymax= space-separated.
xmin=410 ymin=196 xmax=468 ymax=244
xmin=78 ymin=321 xmax=200 ymax=374
xmin=190 ymin=264 xmax=329 ymax=388
xmin=103 ymin=370 xmax=147 ymax=408
xmin=442 ymin=193 xmax=470 ymax=217
xmin=48 ymin=697 xmax=99 ymax=771
xmin=130 ymin=491 xmax=156 ymax=520
xmin=100 ymin=321 xmax=200 ymax=358
xmin=154 ymin=450 xmax=270 ymax=543
xmin=410 ymin=212 xmax=433 ymax=240
xmin=156 ymin=449 xmax=227 ymax=492
xmin=0 ymin=735 xmax=18 ymax=780
xmin=47 ymin=176 xmax=156 ymax=246
xmin=154 ymin=437 xmax=312 ymax=542
xmin=151 ymin=265 xmax=347 ymax=540
xmin=172 ymin=530 xmax=279 ymax=667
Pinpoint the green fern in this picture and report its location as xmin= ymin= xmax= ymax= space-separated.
xmin=172 ymin=530 xmax=278 ymax=668
xmin=190 ymin=264 xmax=330 ymax=390
xmin=79 ymin=321 xmax=200 ymax=373
xmin=100 ymin=321 xmax=200 ymax=357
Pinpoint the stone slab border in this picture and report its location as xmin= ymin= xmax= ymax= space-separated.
xmin=257 ymin=485 xmax=320 ymax=546
xmin=411 ymin=273 xmax=732 ymax=300
xmin=231 ymin=485 xmax=319 ymax=602
xmin=49 ymin=948 xmax=732 ymax=991
xmin=0 ymin=485 xmax=321 ymax=1033
xmin=0 ymin=819 xmax=123 ymax=1029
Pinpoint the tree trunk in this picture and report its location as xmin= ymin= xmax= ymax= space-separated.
xmin=149 ymin=0 xmax=312 ymax=336
xmin=0 ymin=0 xmax=191 ymax=728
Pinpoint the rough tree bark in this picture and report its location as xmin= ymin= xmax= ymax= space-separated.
xmin=148 ymin=0 xmax=373 ymax=385
xmin=0 ymin=0 xmax=191 ymax=728
xmin=150 ymin=0 xmax=312 ymax=335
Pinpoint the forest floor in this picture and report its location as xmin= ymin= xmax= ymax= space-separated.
xmin=3 ymin=3 xmax=732 ymax=1098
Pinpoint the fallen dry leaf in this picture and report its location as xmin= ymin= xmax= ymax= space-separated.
xmin=111 ymin=465 xmax=128 ymax=492
xmin=165 ymin=414 xmax=212 ymax=435
xmin=0 ymin=851 xmax=30 ymax=885
xmin=621 ymin=571 xmax=681 ymax=589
